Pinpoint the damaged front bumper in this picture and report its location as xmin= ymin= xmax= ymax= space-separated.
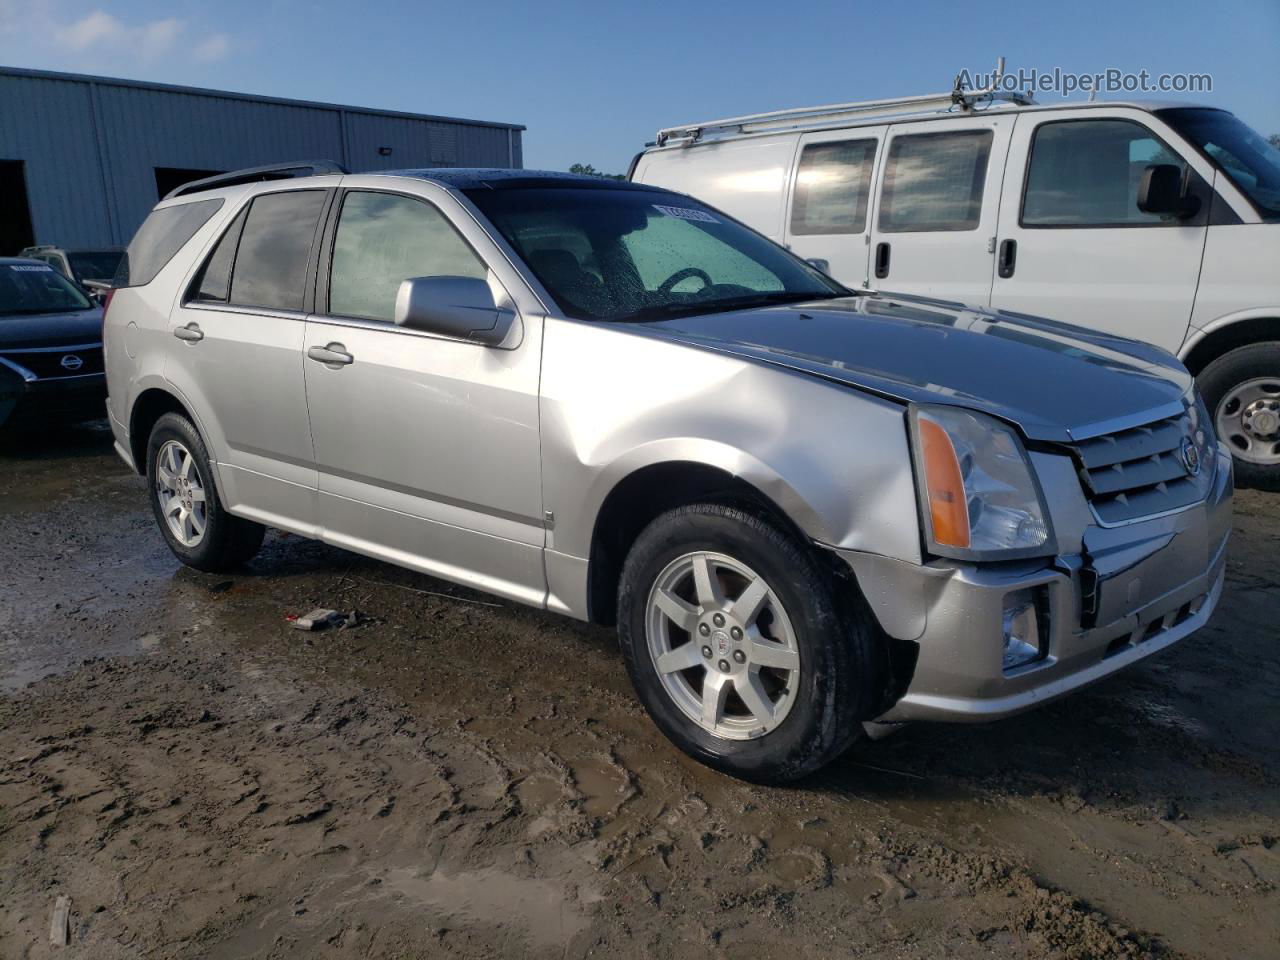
xmin=839 ymin=444 xmax=1233 ymax=724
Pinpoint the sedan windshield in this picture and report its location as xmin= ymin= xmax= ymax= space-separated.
xmin=0 ymin=262 xmax=93 ymax=316
xmin=465 ymin=186 xmax=845 ymax=322
xmin=1160 ymin=108 xmax=1280 ymax=222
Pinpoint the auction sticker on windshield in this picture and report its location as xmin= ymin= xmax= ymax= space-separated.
xmin=653 ymin=204 xmax=719 ymax=223
xmin=8 ymin=264 xmax=54 ymax=272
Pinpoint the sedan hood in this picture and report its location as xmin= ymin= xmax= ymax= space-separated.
xmin=626 ymin=295 xmax=1193 ymax=443
xmin=0 ymin=308 xmax=104 ymax=350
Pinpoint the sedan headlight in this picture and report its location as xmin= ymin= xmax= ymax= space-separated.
xmin=911 ymin=405 xmax=1053 ymax=560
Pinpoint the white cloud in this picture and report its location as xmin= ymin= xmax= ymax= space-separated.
xmin=193 ymin=32 xmax=231 ymax=63
xmin=16 ymin=7 xmax=233 ymax=63
xmin=58 ymin=10 xmax=124 ymax=50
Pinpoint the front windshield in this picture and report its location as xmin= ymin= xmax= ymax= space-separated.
xmin=465 ymin=186 xmax=845 ymax=322
xmin=0 ymin=262 xmax=93 ymax=316
xmin=67 ymin=250 xmax=124 ymax=282
xmin=1160 ymin=108 xmax=1280 ymax=222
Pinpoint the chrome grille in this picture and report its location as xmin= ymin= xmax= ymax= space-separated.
xmin=1069 ymin=411 xmax=1207 ymax=524
xmin=0 ymin=345 xmax=104 ymax=380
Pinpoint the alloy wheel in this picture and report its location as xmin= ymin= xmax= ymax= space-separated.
xmin=645 ymin=551 xmax=801 ymax=741
xmin=155 ymin=439 xmax=208 ymax=547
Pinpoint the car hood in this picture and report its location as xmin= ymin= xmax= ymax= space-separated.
xmin=623 ymin=295 xmax=1193 ymax=443
xmin=0 ymin=308 xmax=104 ymax=350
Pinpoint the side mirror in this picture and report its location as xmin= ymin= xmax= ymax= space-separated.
xmin=393 ymin=276 xmax=516 ymax=346
xmin=1136 ymin=164 xmax=1200 ymax=219
xmin=805 ymin=258 xmax=832 ymax=274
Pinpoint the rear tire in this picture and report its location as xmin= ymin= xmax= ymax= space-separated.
xmin=145 ymin=412 xmax=265 ymax=571
xmin=617 ymin=503 xmax=884 ymax=783
xmin=1198 ymin=341 xmax=1280 ymax=492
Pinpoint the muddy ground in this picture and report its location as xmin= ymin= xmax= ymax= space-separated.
xmin=0 ymin=422 xmax=1276 ymax=960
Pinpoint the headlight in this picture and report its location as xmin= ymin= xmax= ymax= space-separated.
xmin=911 ymin=405 xmax=1053 ymax=559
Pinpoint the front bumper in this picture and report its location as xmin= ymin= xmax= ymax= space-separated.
xmin=0 ymin=372 xmax=106 ymax=425
xmin=841 ymin=444 xmax=1233 ymax=724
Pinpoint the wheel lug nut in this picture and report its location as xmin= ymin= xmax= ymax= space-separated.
xmin=701 ymin=645 xmax=713 ymax=659
xmin=732 ymin=650 xmax=746 ymax=664
xmin=698 ymin=623 xmax=710 ymax=636
xmin=730 ymin=626 xmax=743 ymax=640
xmin=713 ymin=613 xmax=725 ymax=627
xmin=717 ymin=659 xmax=730 ymax=673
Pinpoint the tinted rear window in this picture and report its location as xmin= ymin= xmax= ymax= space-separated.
xmin=228 ymin=191 xmax=326 ymax=312
xmin=114 ymin=199 xmax=223 ymax=287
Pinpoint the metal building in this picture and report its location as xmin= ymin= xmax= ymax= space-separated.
xmin=0 ymin=66 xmax=525 ymax=254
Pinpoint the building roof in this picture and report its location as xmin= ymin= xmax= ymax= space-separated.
xmin=0 ymin=65 xmax=525 ymax=131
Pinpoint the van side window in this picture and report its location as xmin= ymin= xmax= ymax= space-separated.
xmin=227 ymin=190 xmax=327 ymax=312
xmin=878 ymin=130 xmax=992 ymax=233
xmin=791 ymin=139 xmax=877 ymax=235
xmin=192 ymin=207 xmax=249 ymax=303
xmin=1021 ymin=120 xmax=1187 ymax=227
xmin=328 ymin=191 xmax=486 ymax=323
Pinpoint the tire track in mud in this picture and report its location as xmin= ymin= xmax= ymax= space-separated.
xmin=2 ymin=427 xmax=1279 ymax=958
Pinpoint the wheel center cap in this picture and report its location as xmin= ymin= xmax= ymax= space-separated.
xmin=1247 ymin=406 xmax=1279 ymax=438
xmin=712 ymin=629 xmax=731 ymax=656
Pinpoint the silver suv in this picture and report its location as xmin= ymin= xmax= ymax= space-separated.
xmin=104 ymin=163 xmax=1232 ymax=782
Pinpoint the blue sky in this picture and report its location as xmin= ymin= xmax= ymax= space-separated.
xmin=1 ymin=0 xmax=1276 ymax=173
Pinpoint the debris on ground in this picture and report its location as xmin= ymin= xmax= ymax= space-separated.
xmin=49 ymin=895 xmax=70 ymax=946
xmin=286 ymin=608 xmax=364 ymax=631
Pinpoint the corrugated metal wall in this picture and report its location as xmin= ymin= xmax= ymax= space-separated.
xmin=0 ymin=68 xmax=524 ymax=250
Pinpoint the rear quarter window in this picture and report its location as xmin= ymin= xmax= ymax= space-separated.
xmin=115 ymin=198 xmax=223 ymax=288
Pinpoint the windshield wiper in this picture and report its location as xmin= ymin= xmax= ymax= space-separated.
xmin=614 ymin=290 xmax=844 ymax=324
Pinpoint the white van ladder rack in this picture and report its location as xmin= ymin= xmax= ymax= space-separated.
xmin=655 ymin=64 xmax=1035 ymax=147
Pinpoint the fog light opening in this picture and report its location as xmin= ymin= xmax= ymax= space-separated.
xmin=1002 ymin=587 xmax=1047 ymax=672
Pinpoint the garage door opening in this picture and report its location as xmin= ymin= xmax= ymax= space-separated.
xmin=154 ymin=167 xmax=225 ymax=199
xmin=0 ymin=160 xmax=36 ymax=256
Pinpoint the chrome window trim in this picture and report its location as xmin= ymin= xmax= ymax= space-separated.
xmin=183 ymin=303 xmax=307 ymax=322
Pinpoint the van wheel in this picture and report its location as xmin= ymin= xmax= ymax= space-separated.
xmin=616 ymin=503 xmax=881 ymax=783
xmin=1198 ymin=342 xmax=1280 ymax=492
xmin=146 ymin=412 xmax=265 ymax=571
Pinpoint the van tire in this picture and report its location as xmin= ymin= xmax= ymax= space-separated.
xmin=145 ymin=412 xmax=266 ymax=571
xmin=1197 ymin=341 xmax=1280 ymax=492
xmin=616 ymin=503 xmax=881 ymax=783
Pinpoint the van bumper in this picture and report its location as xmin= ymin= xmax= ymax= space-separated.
xmin=839 ymin=446 xmax=1233 ymax=724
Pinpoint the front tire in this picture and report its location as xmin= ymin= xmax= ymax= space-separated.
xmin=617 ymin=503 xmax=884 ymax=783
xmin=1198 ymin=341 xmax=1280 ymax=491
xmin=146 ymin=412 xmax=265 ymax=571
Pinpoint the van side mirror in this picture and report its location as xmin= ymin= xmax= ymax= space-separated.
xmin=1136 ymin=164 xmax=1200 ymax=220
xmin=394 ymin=276 xmax=516 ymax=346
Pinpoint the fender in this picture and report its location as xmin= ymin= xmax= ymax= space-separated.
xmin=1180 ymin=307 xmax=1280 ymax=364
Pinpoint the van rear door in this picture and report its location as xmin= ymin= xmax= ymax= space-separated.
xmin=866 ymin=115 xmax=1014 ymax=305
xmin=632 ymin=134 xmax=797 ymax=243
xmin=782 ymin=127 xmax=886 ymax=289
xmin=988 ymin=109 xmax=1212 ymax=353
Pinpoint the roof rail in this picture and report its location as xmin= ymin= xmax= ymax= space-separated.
xmin=654 ymin=60 xmax=1035 ymax=147
xmin=163 ymin=160 xmax=349 ymax=200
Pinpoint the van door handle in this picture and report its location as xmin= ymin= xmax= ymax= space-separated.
xmin=997 ymin=239 xmax=1017 ymax=279
xmin=307 ymin=343 xmax=353 ymax=367
xmin=874 ymin=242 xmax=891 ymax=279
xmin=173 ymin=322 xmax=204 ymax=342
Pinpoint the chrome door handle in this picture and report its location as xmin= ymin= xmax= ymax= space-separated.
xmin=307 ymin=343 xmax=353 ymax=367
xmin=173 ymin=322 xmax=204 ymax=342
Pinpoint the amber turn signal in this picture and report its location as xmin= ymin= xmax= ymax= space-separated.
xmin=918 ymin=416 xmax=970 ymax=549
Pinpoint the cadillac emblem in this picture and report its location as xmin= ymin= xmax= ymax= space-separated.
xmin=1181 ymin=438 xmax=1201 ymax=477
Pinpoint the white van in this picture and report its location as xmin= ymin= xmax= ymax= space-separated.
xmin=632 ymin=88 xmax=1280 ymax=489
